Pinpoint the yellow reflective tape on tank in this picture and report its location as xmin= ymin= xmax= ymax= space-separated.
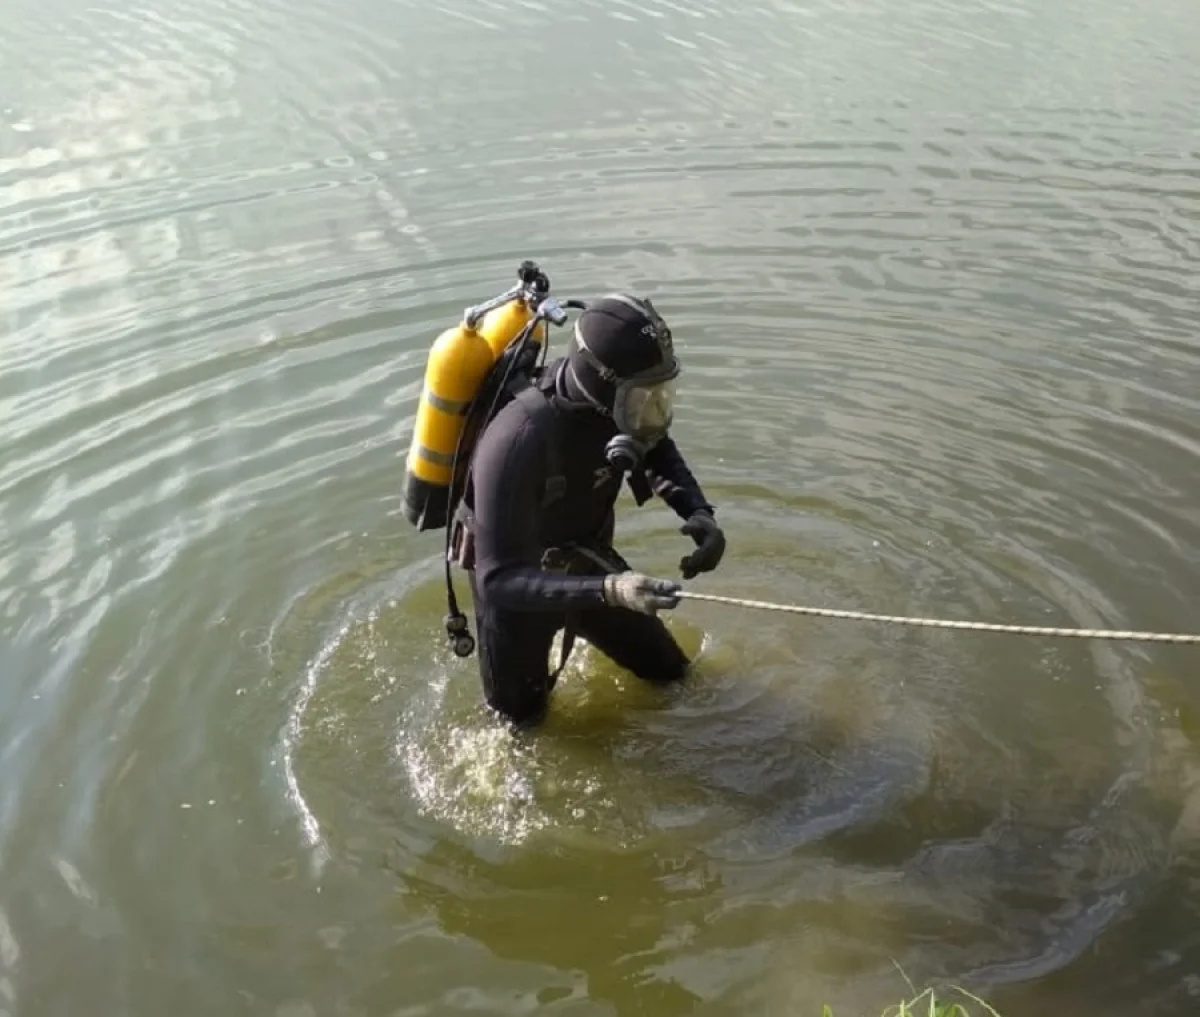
xmin=423 ymin=389 xmax=471 ymax=416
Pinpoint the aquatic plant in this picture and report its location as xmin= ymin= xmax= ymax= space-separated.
xmin=821 ymin=983 xmax=1002 ymax=1017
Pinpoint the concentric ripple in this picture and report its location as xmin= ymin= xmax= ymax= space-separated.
xmin=3 ymin=0 xmax=1200 ymax=1013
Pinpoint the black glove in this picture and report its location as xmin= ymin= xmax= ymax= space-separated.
xmin=602 ymin=572 xmax=682 ymax=615
xmin=679 ymin=510 xmax=725 ymax=579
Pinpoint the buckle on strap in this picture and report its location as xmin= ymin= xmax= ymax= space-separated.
xmin=539 ymin=543 xmax=627 ymax=575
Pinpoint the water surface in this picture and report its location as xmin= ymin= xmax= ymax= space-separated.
xmin=3 ymin=0 xmax=1200 ymax=1013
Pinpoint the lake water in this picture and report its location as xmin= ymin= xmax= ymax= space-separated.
xmin=3 ymin=0 xmax=1200 ymax=1014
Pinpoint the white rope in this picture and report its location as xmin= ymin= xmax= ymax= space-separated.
xmin=675 ymin=591 xmax=1200 ymax=644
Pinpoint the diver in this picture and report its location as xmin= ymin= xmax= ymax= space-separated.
xmin=448 ymin=293 xmax=726 ymax=726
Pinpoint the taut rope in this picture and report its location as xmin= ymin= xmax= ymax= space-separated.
xmin=676 ymin=591 xmax=1200 ymax=644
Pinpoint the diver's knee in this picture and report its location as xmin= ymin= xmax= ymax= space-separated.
xmin=635 ymin=651 xmax=690 ymax=685
xmin=501 ymin=702 xmax=549 ymax=731
xmin=485 ymin=692 xmax=548 ymax=728
xmin=482 ymin=671 xmax=552 ymax=727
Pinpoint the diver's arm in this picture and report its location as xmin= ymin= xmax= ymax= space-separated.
xmin=471 ymin=412 xmax=608 ymax=612
xmin=642 ymin=435 xmax=726 ymax=578
xmin=641 ymin=436 xmax=715 ymax=520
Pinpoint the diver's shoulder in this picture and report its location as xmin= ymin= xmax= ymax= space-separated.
xmin=477 ymin=386 xmax=553 ymax=456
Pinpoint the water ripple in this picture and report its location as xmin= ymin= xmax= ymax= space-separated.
xmin=3 ymin=0 xmax=1200 ymax=1012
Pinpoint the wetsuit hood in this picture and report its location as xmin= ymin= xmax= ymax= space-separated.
xmin=563 ymin=294 xmax=680 ymax=445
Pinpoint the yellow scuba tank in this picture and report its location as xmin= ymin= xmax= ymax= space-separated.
xmin=478 ymin=298 xmax=547 ymax=360
xmin=400 ymin=283 xmax=550 ymax=532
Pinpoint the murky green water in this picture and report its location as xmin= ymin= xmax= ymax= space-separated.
xmin=4 ymin=0 xmax=1200 ymax=1013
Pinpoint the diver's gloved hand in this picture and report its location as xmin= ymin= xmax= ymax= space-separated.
xmin=602 ymin=571 xmax=682 ymax=615
xmin=679 ymin=510 xmax=725 ymax=579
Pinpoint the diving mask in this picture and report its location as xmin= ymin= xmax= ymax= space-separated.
xmin=611 ymin=369 xmax=678 ymax=444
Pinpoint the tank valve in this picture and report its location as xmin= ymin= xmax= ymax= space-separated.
xmin=517 ymin=259 xmax=550 ymax=297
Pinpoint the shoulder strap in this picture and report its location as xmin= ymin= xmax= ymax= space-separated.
xmin=513 ymin=384 xmax=567 ymax=509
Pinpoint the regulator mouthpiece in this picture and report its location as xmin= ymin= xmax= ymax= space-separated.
xmin=605 ymin=434 xmax=646 ymax=475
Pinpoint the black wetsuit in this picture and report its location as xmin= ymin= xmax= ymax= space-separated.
xmin=459 ymin=357 xmax=714 ymax=725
